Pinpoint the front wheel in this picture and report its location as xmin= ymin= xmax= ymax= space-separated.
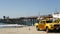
xmin=46 ymin=27 xmax=49 ymax=32
xmin=36 ymin=26 xmax=40 ymax=31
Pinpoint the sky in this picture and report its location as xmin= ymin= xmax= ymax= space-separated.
xmin=0 ymin=0 xmax=60 ymax=18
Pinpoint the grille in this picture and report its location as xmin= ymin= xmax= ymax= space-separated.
xmin=54 ymin=24 xmax=60 ymax=27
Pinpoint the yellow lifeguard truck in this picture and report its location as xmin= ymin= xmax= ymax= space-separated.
xmin=35 ymin=18 xmax=60 ymax=31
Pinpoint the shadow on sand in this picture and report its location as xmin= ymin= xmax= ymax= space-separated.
xmin=48 ymin=30 xmax=60 ymax=33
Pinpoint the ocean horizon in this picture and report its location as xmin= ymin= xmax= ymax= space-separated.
xmin=0 ymin=22 xmax=24 ymax=28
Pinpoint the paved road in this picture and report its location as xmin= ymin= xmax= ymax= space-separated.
xmin=0 ymin=26 xmax=60 ymax=34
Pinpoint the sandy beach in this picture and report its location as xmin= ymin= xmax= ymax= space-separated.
xmin=0 ymin=26 xmax=60 ymax=34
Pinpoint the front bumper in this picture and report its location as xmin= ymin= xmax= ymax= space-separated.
xmin=48 ymin=25 xmax=60 ymax=30
xmin=49 ymin=26 xmax=60 ymax=30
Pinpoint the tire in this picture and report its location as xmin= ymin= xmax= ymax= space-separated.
xmin=46 ymin=27 xmax=49 ymax=32
xmin=36 ymin=26 xmax=40 ymax=31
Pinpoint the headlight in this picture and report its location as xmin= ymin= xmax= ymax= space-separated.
xmin=35 ymin=23 xmax=38 ymax=26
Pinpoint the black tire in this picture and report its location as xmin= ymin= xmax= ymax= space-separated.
xmin=36 ymin=26 xmax=40 ymax=31
xmin=46 ymin=27 xmax=49 ymax=32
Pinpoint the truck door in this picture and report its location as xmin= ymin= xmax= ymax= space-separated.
xmin=39 ymin=21 xmax=46 ymax=29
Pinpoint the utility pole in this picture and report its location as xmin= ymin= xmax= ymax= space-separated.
xmin=54 ymin=8 xmax=59 ymax=14
xmin=38 ymin=12 xmax=40 ymax=17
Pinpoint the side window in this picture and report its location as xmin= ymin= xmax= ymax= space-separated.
xmin=53 ymin=19 xmax=59 ymax=23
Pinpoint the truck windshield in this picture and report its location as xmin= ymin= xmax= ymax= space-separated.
xmin=39 ymin=21 xmax=45 ymax=24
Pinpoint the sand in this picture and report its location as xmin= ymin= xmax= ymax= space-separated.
xmin=0 ymin=26 xmax=59 ymax=34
